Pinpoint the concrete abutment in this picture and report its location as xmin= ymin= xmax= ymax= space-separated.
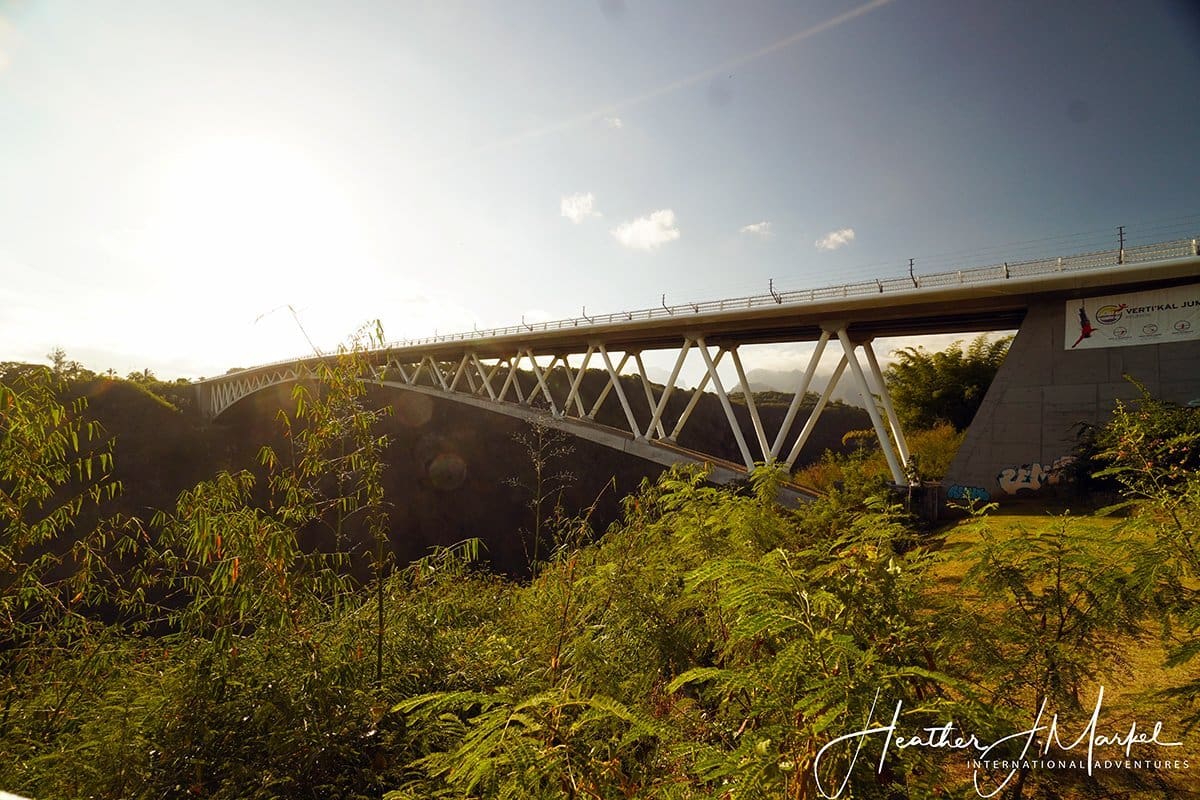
xmin=946 ymin=293 xmax=1200 ymax=502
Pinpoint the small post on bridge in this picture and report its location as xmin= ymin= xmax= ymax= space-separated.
xmin=1118 ymin=225 xmax=1125 ymax=264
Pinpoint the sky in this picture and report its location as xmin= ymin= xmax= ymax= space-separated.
xmin=2 ymin=0 xmax=1199 ymax=384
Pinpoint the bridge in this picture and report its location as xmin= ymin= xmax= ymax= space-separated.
xmin=196 ymin=234 xmax=1200 ymax=501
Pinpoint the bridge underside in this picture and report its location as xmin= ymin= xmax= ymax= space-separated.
xmin=372 ymin=380 xmax=810 ymax=501
xmin=199 ymin=323 xmax=921 ymax=498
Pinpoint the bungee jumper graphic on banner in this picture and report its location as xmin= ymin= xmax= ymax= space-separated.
xmin=1067 ymin=283 xmax=1200 ymax=350
xmin=1071 ymin=305 xmax=1097 ymax=348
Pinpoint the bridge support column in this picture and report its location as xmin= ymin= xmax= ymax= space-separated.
xmin=669 ymin=348 xmax=725 ymax=441
xmin=633 ymin=353 xmax=667 ymax=439
xmin=785 ymin=355 xmax=849 ymax=469
xmin=771 ymin=330 xmax=830 ymax=459
xmin=834 ymin=326 xmax=909 ymax=485
xmin=597 ymin=345 xmax=639 ymax=435
xmin=563 ymin=347 xmax=594 ymax=417
xmin=730 ymin=347 xmax=771 ymax=460
xmin=947 ymin=293 xmax=1200 ymax=501
xmin=697 ymin=337 xmax=755 ymax=470
xmin=587 ymin=349 xmax=629 ymax=420
xmin=862 ymin=339 xmax=912 ymax=468
xmin=644 ymin=339 xmax=691 ymax=440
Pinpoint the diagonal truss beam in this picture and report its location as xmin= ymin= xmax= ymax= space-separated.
xmin=862 ymin=339 xmax=911 ymax=467
xmin=784 ymin=354 xmax=849 ymax=469
xmin=642 ymin=339 xmax=691 ymax=440
xmin=771 ymin=330 xmax=829 ymax=459
xmin=202 ymin=321 xmax=918 ymax=491
xmin=634 ymin=353 xmax=666 ymax=439
xmin=597 ymin=345 xmax=639 ymax=435
xmin=669 ymin=348 xmax=725 ymax=441
xmin=525 ymin=350 xmax=559 ymax=414
xmin=834 ymin=327 xmax=907 ymax=484
xmin=563 ymin=347 xmax=594 ymax=418
xmin=696 ymin=337 xmax=755 ymax=470
xmin=588 ymin=350 xmax=630 ymax=419
xmin=729 ymin=347 xmax=769 ymax=461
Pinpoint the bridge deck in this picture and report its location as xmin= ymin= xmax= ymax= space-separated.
xmin=194 ymin=236 xmax=1200 ymax=491
xmin=205 ymin=238 xmax=1200 ymax=374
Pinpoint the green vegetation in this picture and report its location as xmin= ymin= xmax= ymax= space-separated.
xmin=885 ymin=334 xmax=1012 ymax=431
xmin=794 ymin=422 xmax=965 ymax=492
xmin=793 ymin=333 xmax=1009 ymax=493
xmin=4 ymin=350 xmax=197 ymax=414
xmin=2 ymin=346 xmax=1198 ymax=798
xmin=504 ymin=420 xmax=577 ymax=566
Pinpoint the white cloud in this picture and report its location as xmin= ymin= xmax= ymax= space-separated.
xmin=815 ymin=227 xmax=855 ymax=250
xmin=560 ymin=192 xmax=599 ymax=223
xmin=611 ymin=209 xmax=680 ymax=250
xmin=604 ymin=116 xmax=623 ymax=128
xmin=739 ymin=221 xmax=772 ymax=237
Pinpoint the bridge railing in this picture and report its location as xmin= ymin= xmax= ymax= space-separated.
xmin=221 ymin=235 xmax=1199 ymax=378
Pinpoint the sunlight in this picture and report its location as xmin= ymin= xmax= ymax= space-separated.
xmin=147 ymin=134 xmax=366 ymax=295
xmin=121 ymin=134 xmax=379 ymax=363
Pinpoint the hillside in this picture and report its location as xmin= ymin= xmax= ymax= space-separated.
xmin=62 ymin=369 xmax=871 ymax=574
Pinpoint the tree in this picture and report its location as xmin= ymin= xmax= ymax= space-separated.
xmin=505 ymin=418 xmax=575 ymax=568
xmin=1090 ymin=386 xmax=1200 ymax=729
xmin=0 ymin=367 xmax=130 ymax=756
xmin=956 ymin=517 xmax=1144 ymax=798
xmin=885 ymin=333 xmax=1011 ymax=431
xmin=0 ymin=368 xmax=125 ymax=641
xmin=125 ymin=368 xmax=156 ymax=384
xmin=46 ymin=347 xmax=93 ymax=381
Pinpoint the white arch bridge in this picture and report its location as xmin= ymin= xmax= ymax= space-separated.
xmin=195 ymin=236 xmax=1200 ymax=500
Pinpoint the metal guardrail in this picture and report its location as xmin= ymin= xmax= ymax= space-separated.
xmin=215 ymin=235 xmax=1199 ymax=378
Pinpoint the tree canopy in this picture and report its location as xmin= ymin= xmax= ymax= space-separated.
xmin=884 ymin=333 xmax=1012 ymax=431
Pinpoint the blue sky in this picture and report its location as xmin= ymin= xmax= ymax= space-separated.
xmin=1 ymin=0 xmax=1198 ymax=380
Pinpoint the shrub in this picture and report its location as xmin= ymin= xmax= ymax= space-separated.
xmin=794 ymin=422 xmax=964 ymax=493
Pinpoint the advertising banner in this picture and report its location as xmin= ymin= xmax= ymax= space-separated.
xmin=1066 ymin=282 xmax=1200 ymax=350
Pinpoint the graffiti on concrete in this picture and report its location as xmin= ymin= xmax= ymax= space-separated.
xmin=996 ymin=456 xmax=1077 ymax=495
xmin=947 ymin=484 xmax=991 ymax=503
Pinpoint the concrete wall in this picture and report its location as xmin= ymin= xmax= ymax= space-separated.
xmin=944 ymin=298 xmax=1200 ymax=501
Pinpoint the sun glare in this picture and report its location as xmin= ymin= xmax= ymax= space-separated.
xmin=129 ymin=135 xmax=376 ymax=361
xmin=149 ymin=135 xmax=364 ymax=291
